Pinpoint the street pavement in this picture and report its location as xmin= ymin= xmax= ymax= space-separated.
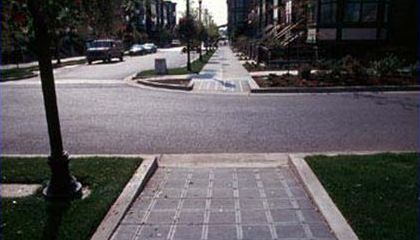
xmin=113 ymin=165 xmax=335 ymax=240
xmin=1 ymin=45 xmax=418 ymax=155
xmin=6 ymin=47 xmax=198 ymax=81
xmin=193 ymin=47 xmax=251 ymax=93
xmin=1 ymin=79 xmax=418 ymax=154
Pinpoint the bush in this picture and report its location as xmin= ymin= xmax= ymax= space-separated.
xmin=409 ymin=62 xmax=419 ymax=76
xmin=342 ymin=55 xmax=362 ymax=75
xmin=370 ymin=55 xmax=403 ymax=78
xmin=299 ymin=64 xmax=312 ymax=80
xmin=267 ymin=73 xmax=278 ymax=81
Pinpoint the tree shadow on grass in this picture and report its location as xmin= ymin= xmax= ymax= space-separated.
xmin=42 ymin=200 xmax=71 ymax=240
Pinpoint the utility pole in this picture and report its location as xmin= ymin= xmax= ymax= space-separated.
xmin=198 ymin=0 xmax=203 ymax=61
xmin=186 ymin=0 xmax=192 ymax=71
xmin=28 ymin=0 xmax=82 ymax=199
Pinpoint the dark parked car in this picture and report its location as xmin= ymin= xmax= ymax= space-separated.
xmin=129 ymin=44 xmax=146 ymax=56
xmin=86 ymin=39 xmax=124 ymax=64
xmin=143 ymin=43 xmax=157 ymax=54
xmin=171 ymin=39 xmax=181 ymax=47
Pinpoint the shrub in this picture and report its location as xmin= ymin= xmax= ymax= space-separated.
xmin=267 ymin=73 xmax=278 ymax=81
xmin=370 ymin=55 xmax=403 ymax=78
xmin=299 ymin=64 xmax=312 ymax=80
xmin=342 ymin=55 xmax=368 ymax=82
xmin=409 ymin=62 xmax=419 ymax=76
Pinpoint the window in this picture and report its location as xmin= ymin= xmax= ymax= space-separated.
xmin=343 ymin=0 xmax=379 ymax=23
xmin=383 ymin=3 xmax=389 ymax=23
xmin=344 ymin=2 xmax=360 ymax=22
xmin=361 ymin=3 xmax=378 ymax=22
xmin=320 ymin=0 xmax=337 ymax=24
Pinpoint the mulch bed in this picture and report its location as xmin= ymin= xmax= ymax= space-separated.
xmin=254 ymin=74 xmax=418 ymax=88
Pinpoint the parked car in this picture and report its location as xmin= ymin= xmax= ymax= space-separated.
xmin=143 ymin=43 xmax=157 ymax=54
xmin=171 ymin=39 xmax=181 ymax=47
xmin=129 ymin=44 xmax=146 ymax=56
xmin=86 ymin=39 xmax=124 ymax=64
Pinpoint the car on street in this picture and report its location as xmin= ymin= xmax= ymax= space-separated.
xmin=129 ymin=44 xmax=146 ymax=56
xmin=171 ymin=39 xmax=181 ymax=47
xmin=143 ymin=43 xmax=157 ymax=54
xmin=86 ymin=39 xmax=124 ymax=64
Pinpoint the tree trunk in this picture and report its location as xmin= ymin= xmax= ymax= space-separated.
xmin=55 ymin=41 xmax=61 ymax=65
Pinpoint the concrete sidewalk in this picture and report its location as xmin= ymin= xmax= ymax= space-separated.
xmin=192 ymin=46 xmax=253 ymax=93
xmin=111 ymin=155 xmax=336 ymax=240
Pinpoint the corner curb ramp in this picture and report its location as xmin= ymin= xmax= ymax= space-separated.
xmin=289 ymin=154 xmax=359 ymax=240
xmin=136 ymin=79 xmax=194 ymax=91
xmin=90 ymin=155 xmax=159 ymax=240
xmin=125 ymin=74 xmax=197 ymax=91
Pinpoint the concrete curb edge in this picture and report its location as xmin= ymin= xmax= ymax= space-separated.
xmin=136 ymin=79 xmax=194 ymax=91
xmin=288 ymin=154 xmax=359 ymax=240
xmin=1 ymin=73 xmax=39 ymax=82
xmin=247 ymin=75 xmax=260 ymax=90
xmin=90 ymin=155 xmax=159 ymax=240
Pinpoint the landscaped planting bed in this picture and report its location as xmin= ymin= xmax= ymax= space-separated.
xmin=253 ymin=73 xmax=418 ymax=88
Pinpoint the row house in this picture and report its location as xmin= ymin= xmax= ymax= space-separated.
xmin=230 ymin=0 xmax=417 ymax=61
xmin=162 ymin=1 xmax=177 ymax=32
xmin=227 ymin=0 xmax=254 ymax=38
xmin=127 ymin=0 xmax=177 ymax=45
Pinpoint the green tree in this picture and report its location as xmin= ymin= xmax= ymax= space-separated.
xmin=2 ymin=0 xmax=85 ymax=64
xmin=177 ymin=16 xmax=198 ymax=44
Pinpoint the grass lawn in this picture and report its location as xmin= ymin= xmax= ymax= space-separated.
xmin=1 ymin=157 xmax=142 ymax=240
xmin=306 ymin=153 xmax=418 ymax=240
xmin=1 ymin=59 xmax=86 ymax=81
xmin=1 ymin=67 xmax=37 ymax=81
xmin=137 ymin=50 xmax=215 ymax=77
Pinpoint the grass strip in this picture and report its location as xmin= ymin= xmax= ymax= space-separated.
xmin=137 ymin=50 xmax=215 ymax=77
xmin=1 ymin=157 xmax=142 ymax=240
xmin=306 ymin=153 xmax=418 ymax=240
xmin=1 ymin=59 xmax=86 ymax=81
xmin=1 ymin=67 xmax=37 ymax=80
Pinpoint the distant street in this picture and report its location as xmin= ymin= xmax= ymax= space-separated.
xmin=1 ymin=77 xmax=418 ymax=154
xmin=14 ymin=47 xmax=198 ymax=81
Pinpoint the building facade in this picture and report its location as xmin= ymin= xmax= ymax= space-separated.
xmin=126 ymin=0 xmax=177 ymax=46
xmin=227 ymin=0 xmax=254 ymax=38
xmin=229 ymin=0 xmax=417 ymax=61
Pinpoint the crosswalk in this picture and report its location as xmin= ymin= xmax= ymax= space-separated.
xmin=191 ymin=46 xmax=253 ymax=93
xmin=193 ymin=79 xmax=250 ymax=93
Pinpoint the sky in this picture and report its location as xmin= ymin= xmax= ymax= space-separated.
xmin=171 ymin=0 xmax=228 ymax=26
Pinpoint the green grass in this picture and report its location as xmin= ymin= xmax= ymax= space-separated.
xmin=306 ymin=153 xmax=418 ymax=240
xmin=1 ymin=59 xmax=86 ymax=81
xmin=1 ymin=157 xmax=142 ymax=240
xmin=137 ymin=50 xmax=215 ymax=77
xmin=1 ymin=67 xmax=37 ymax=81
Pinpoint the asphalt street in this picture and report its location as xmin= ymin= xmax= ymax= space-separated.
xmin=23 ymin=47 xmax=198 ymax=81
xmin=1 ymin=81 xmax=418 ymax=154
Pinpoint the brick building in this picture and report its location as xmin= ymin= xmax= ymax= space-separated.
xmin=229 ymin=0 xmax=418 ymax=61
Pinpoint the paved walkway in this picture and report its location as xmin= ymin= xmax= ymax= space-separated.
xmin=112 ymin=160 xmax=336 ymax=240
xmin=193 ymin=46 xmax=252 ymax=93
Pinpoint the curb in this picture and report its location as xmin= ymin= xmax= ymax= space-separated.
xmin=251 ymin=85 xmax=420 ymax=94
xmin=136 ymin=78 xmax=194 ymax=91
xmin=247 ymin=76 xmax=260 ymax=90
xmin=288 ymin=154 xmax=359 ymax=240
xmin=90 ymin=155 xmax=158 ymax=240
xmin=159 ymin=153 xmax=289 ymax=168
xmin=1 ymin=73 xmax=38 ymax=82
xmin=125 ymin=73 xmax=197 ymax=91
